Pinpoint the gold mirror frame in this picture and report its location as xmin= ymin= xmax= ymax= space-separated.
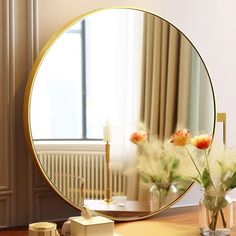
xmin=23 ymin=6 xmax=216 ymax=221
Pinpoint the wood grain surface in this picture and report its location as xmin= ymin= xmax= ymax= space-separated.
xmin=0 ymin=204 xmax=235 ymax=235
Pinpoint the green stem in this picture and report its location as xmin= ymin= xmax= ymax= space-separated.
xmin=158 ymin=187 xmax=168 ymax=208
xmin=204 ymin=150 xmax=211 ymax=177
xmin=207 ymin=199 xmax=226 ymax=231
xmin=206 ymin=209 xmax=210 ymax=226
xmin=204 ymin=149 xmax=215 ymax=189
xmin=209 ymin=210 xmax=219 ymax=231
xmin=185 ymin=146 xmax=201 ymax=176
xmin=214 ymin=211 xmax=219 ymax=230
xmin=220 ymin=209 xmax=227 ymax=228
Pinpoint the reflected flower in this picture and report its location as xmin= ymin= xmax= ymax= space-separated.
xmin=170 ymin=129 xmax=190 ymax=146
xmin=130 ymin=130 xmax=148 ymax=145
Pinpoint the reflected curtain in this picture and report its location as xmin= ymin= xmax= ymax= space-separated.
xmin=137 ymin=15 xmax=214 ymax=201
xmin=138 ymin=15 xmax=192 ymax=201
xmin=188 ymin=50 xmax=214 ymax=134
xmin=140 ymin=15 xmax=192 ymax=139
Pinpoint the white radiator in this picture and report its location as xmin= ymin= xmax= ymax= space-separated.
xmin=37 ymin=151 xmax=127 ymax=205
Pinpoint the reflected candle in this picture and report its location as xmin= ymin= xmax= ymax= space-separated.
xmin=103 ymin=122 xmax=111 ymax=142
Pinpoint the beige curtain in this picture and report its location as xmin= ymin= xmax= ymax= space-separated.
xmin=140 ymin=14 xmax=192 ymax=139
xmin=188 ymin=49 xmax=215 ymax=135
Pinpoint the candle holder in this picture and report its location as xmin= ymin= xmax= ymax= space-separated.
xmin=104 ymin=141 xmax=112 ymax=203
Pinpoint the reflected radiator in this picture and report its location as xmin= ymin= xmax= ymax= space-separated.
xmin=37 ymin=151 xmax=126 ymax=204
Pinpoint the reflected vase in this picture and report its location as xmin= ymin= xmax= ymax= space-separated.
xmin=199 ymin=189 xmax=233 ymax=236
xmin=150 ymin=183 xmax=178 ymax=211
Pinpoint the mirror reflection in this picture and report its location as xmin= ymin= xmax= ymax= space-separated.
xmin=29 ymin=8 xmax=215 ymax=220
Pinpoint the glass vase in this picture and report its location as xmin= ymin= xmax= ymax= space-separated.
xmin=199 ymin=189 xmax=233 ymax=236
xmin=150 ymin=183 xmax=178 ymax=211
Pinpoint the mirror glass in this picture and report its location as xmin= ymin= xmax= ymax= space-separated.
xmin=26 ymin=8 xmax=215 ymax=221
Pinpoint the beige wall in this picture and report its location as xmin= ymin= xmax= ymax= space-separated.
xmin=1 ymin=0 xmax=236 ymax=227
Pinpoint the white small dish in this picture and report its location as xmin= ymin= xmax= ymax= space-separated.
xmin=111 ymin=195 xmax=127 ymax=206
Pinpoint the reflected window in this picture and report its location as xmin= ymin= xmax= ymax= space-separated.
xmin=30 ymin=10 xmax=143 ymax=140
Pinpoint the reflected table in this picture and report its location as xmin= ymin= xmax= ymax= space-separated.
xmin=84 ymin=199 xmax=152 ymax=217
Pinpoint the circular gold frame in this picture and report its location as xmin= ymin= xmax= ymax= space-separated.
xmin=23 ymin=6 xmax=217 ymax=221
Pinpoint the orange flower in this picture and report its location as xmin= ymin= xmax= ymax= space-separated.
xmin=170 ymin=129 xmax=190 ymax=146
xmin=130 ymin=130 xmax=148 ymax=145
xmin=191 ymin=134 xmax=212 ymax=149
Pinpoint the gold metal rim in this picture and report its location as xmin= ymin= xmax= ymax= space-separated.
xmin=23 ymin=6 xmax=217 ymax=222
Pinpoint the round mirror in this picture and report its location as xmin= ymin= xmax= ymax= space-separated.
xmin=24 ymin=7 xmax=216 ymax=221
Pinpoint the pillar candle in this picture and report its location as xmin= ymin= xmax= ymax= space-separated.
xmin=103 ymin=122 xmax=111 ymax=142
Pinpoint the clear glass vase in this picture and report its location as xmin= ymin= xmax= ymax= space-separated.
xmin=199 ymin=189 xmax=233 ymax=236
xmin=150 ymin=183 xmax=178 ymax=211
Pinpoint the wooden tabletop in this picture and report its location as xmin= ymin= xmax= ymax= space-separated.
xmin=0 ymin=204 xmax=235 ymax=236
xmin=115 ymin=205 xmax=236 ymax=236
xmin=115 ymin=206 xmax=200 ymax=236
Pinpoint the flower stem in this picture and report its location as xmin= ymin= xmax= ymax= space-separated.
xmin=185 ymin=146 xmax=201 ymax=176
xmin=213 ymin=210 xmax=219 ymax=230
xmin=209 ymin=210 xmax=219 ymax=231
xmin=204 ymin=149 xmax=215 ymax=189
xmin=220 ymin=209 xmax=227 ymax=228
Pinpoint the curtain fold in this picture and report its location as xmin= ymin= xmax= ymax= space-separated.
xmin=176 ymin=35 xmax=192 ymax=130
xmin=140 ymin=14 xmax=192 ymax=140
xmin=188 ymin=49 xmax=214 ymax=134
